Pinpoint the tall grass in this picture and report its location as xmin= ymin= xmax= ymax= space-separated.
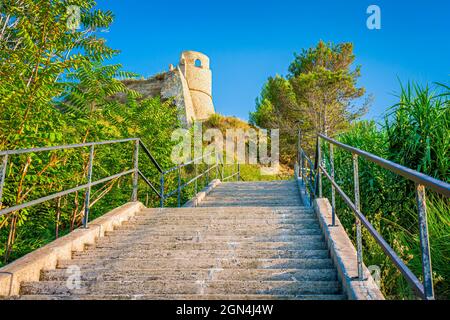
xmin=322 ymin=82 xmax=449 ymax=299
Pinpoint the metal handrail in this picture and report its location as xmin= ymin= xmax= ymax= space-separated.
xmin=297 ymin=131 xmax=450 ymax=300
xmin=0 ymin=139 xmax=159 ymax=227
xmin=162 ymin=151 xmax=240 ymax=207
xmin=318 ymin=134 xmax=450 ymax=197
xmin=0 ymin=138 xmax=138 ymax=156
xmin=0 ymin=139 xmax=242 ymax=220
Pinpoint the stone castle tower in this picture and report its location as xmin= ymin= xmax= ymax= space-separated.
xmin=122 ymin=50 xmax=215 ymax=126
xmin=178 ymin=51 xmax=215 ymax=120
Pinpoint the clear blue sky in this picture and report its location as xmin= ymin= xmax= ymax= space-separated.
xmin=97 ymin=0 xmax=449 ymax=122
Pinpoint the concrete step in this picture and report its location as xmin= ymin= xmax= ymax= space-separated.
xmin=71 ymin=249 xmax=330 ymax=260
xmin=41 ymin=268 xmax=338 ymax=282
xmin=96 ymin=234 xmax=326 ymax=243
xmin=86 ymin=241 xmax=328 ymax=251
xmin=122 ymin=219 xmax=319 ymax=227
xmin=103 ymin=228 xmax=322 ymax=237
xmin=17 ymin=293 xmax=347 ymax=300
xmin=132 ymin=214 xmax=315 ymax=222
xmin=57 ymin=257 xmax=335 ymax=270
xmin=199 ymin=201 xmax=303 ymax=207
xmin=113 ymin=222 xmax=320 ymax=229
xmin=138 ymin=206 xmax=313 ymax=214
xmin=20 ymin=280 xmax=341 ymax=296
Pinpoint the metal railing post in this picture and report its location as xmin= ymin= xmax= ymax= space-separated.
xmin=206 ymin=163 xmax=210 ymax=185
xmin=297 ymin=129 xmax=301 ymax=172
xmin=132 ymin=139 xmax=139 ymax=202
xmin=308 ymin=162 xmax=313 ymax=205
xmin=195 ymin=162 xmax=198 ymax=194
xmin=215 ymin=153 xmax=219 ymax=179
xmin=0 ymin=155 xmax=8 ymax=209
xmin=317 ymin=137 xmax=323 ymax=198
xmin=330 ymin=144 xmax=336 ymax=226
xmin=221 ymin=159 xmax=224 ymax=181
xmin=415 ymin=184 xmax=434 ymax=300
xmin=237 ymin=163 xmax=240 ymax=181
xmin=301 ymin=151 xmax=306 ymax=187
xmin=83 ymin=145 xmax=95 ymax=228
xmin=353 ymin=153 xmax=363 ymax=280
xmin=177 ymin=166 xmax=181 ymax=207
xmin=160 ymin=173 xmax=164 ymax=208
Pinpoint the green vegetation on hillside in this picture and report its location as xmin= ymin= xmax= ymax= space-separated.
xmin=0 ymin=1 xmax=182 ymax=265
xmin=251 ymin=43 xmax=449 ymax=299
xmin=321 ymin=83 xmax=449 ymax=299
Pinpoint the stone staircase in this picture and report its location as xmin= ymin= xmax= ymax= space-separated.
xmin=17 ymin=180 xmax=345 ymax=300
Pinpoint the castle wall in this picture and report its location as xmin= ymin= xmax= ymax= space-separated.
xmin=120 ymin=51 xmax=215 ymax=126
xmin=161 ymin=68 xmax=196 ymax=126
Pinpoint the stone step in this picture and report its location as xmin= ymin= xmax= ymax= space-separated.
xmin=199 ymin=201 xmax=303 ymax=207
xmin=114 ymin=221 xmax=320 ymax=235
xmin=86 ymin=241 xmax=328 ymax=251
xmin=139 ymin=206 xmax=313 ymax=213
xmin=123 ymin=218 xmax=319 ymax=227
xmin=201 ymin=195 xmax=301 ymax=201
xmin=57 ymin=257 xmax=334 ymax=270
xmin=71 ymin=249 xmax=330 ymax=260
xmin=41 ymin=268 xmax=338 ymax=282
xmin=96 ymin=234 xmax=325 ymax=243
xmin=20 ymin=280 xmax=341 ymax=296
xmin=103 ymin=228 xmax=322 ymax=237
xmin=132 ymin=214 xmax=315 ymax=222
xmin=17 ymin=293 xmax=347 ymax=300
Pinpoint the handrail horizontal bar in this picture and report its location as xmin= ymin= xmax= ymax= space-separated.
xmin=139 ymin=141 xmax=163 ymax=173
xmin=223 ymin=172 xmax=239 ymax=181
xmin=164 ymin=164 xmax=219 ymax=198
xmin=184 ymin=164 xmax=219 ymax=187
xmin=319 ymin=164 xmax=426 ymax=299
xmin=0 ymin=138 xmax=138 ymax=156
xmin=0 ymin=169 xmax=134 ymax=217
xmin=163 ymin=152 xmax=215 ymax=175
xmin=138 ymin=170 xmax=161 ymax=198
xmin=301 ymin=150 xmax=315 ymax=170
xmin=319 ymin=134 xmax=450 ymax=197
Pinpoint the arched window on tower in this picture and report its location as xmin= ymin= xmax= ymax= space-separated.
xmin=194 ymin=59 xmax=202 ymax=68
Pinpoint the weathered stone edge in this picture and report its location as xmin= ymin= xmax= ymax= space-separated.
xmin=0 ymin=201 xmax=145 ymax=297
xmin=313 ymin=198 xmax=385 ymax=300
xmin=183 ymin=179 xmax=221 ymax=207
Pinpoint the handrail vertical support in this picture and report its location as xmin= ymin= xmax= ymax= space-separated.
xmin=195 ymin=163 xmax=198 ymax=194
xmin=330 ymin=144 xmax=336 ymax=226
xmin=415 ymin=184 xmax=434 ymax=300
xmin=0 ymin=155 xmax=8 ymax=209
xmin=83 ymin=145 xmax=95 ymax=228
xmin=132 ymin=139 xmax=139 ymax=202
xmin=298 ymin=129 xmax=302 ymax=174
xmin=353 ymin=153 xmax=363 ymax=280
xmin=221 ymin=160 xmax=224 ymax=181
xmin=237 ymin=163 xmax=240 ymax=181
xmin=177 ymin=166 xmax=181 ymax=207
xmin=215 ymin=153 xmax=219 ymax=179
xmin=317 ymin=137 xmax=323 ymax=198
xmin=160 ymin=173 xmax=165 ymax=208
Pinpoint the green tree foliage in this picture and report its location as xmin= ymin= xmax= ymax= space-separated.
xmin=250 ymin=41 xmax=370 ymax=164
xmin=0 ymin=1 xmax=181 ymax=264
xmin=321 ymin=83 xmax=449 ymax=299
